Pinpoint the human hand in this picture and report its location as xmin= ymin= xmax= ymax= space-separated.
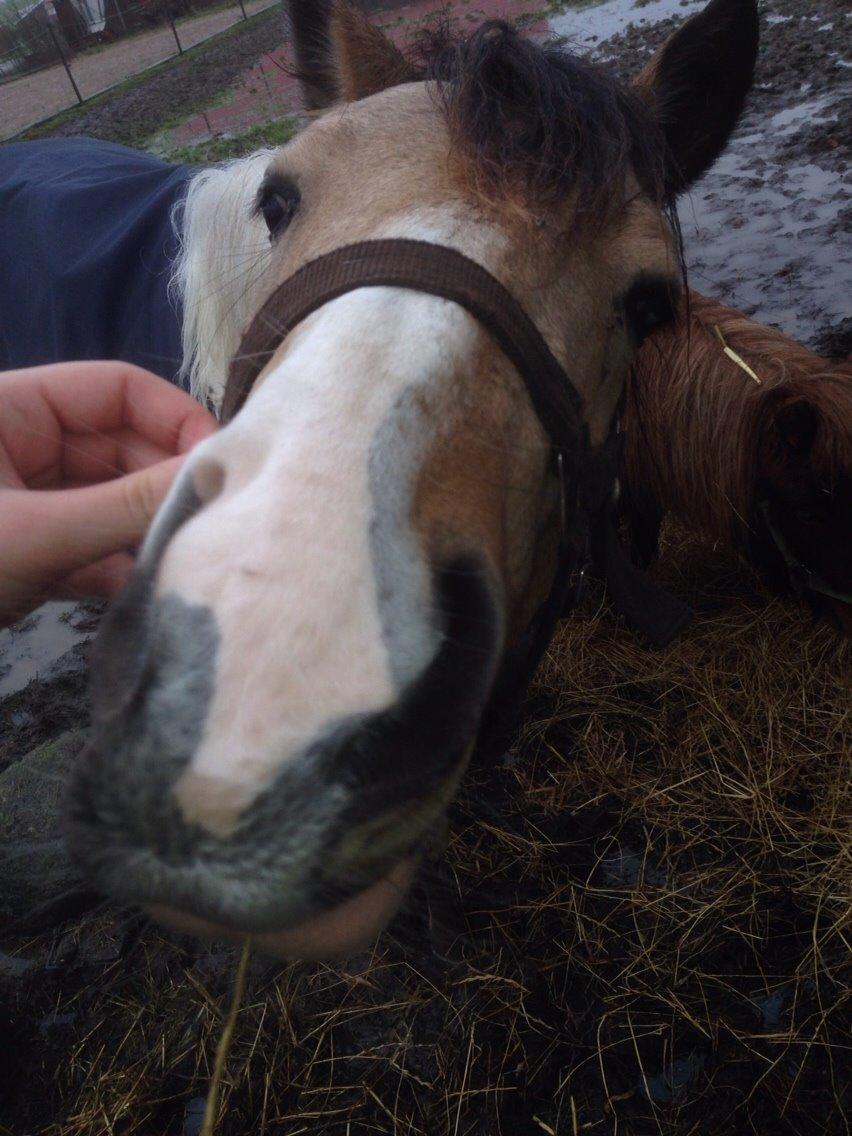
xmin=0 ymin=361 xmax=218 ymax=627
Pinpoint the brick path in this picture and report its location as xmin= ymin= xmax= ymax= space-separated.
xmin=164 ymin=0 xmax=551 ymax=149
xmin=0 ymin=0 xmax=274 ymax=141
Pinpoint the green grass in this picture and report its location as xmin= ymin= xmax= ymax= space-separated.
xmin=142 ymin=75 xmax=250 ymax=147
xmin=164 ymin=115 xmax=300 ymax=164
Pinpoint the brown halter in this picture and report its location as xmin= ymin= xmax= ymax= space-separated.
xmin=222 ymin=239 xmax=690 ymax=748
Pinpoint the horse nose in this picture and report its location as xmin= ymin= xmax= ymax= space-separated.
xmin=66 ymin=554 xmax=504 ymax=945
xmin=191 ymin=456 xmax=225 ymax=506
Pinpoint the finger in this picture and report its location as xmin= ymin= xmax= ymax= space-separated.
xmin=120 ymin=369 xmax=218 ymax=454
xmin=1 ymin=456 xmax=185 ymax=582
xmin=27 ymin=428 xmax=172 ymax=489
xmin=0 ymin=362 xmax=218 ymax=476
xmin=59 ymin=428 xmax=172 ymax=485
xmin=56 ymin=552 xmax=137 ymax=601
xmin=0 ymin=454 xmax=26 ymax=490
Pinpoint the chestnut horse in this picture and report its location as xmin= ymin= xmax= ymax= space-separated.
xmin=623 ymin=292 xmax=852 ymax=632
xmin=68 ymin=0 xmax=758 ymax=959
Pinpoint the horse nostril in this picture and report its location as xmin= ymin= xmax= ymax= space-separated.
xmin=192 ymin=457 xmax=225 ymax=505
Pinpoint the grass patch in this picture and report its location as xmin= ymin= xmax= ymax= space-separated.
xmin=164 ymin=115 xmax=300 ymax=164
xmin=14 ymin=5 xmax=278 ymax=147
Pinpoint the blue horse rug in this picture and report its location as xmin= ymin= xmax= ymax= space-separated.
xmin=0 ymin=137 xmax=194 ymax=386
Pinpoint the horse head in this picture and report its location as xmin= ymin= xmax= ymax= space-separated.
xmin=753 ymin=370 xmax=852 ymax=632
xmin=622 ymin=291 xmax=852 ymax=635
xmin=69 ymin=0 xmax=758 ymax=958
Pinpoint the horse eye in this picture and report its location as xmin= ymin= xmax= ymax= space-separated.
xmin=256 ymin=181 xmax=300 ymax=239
xmin=622 ymin=278 xmax=680 ymax=347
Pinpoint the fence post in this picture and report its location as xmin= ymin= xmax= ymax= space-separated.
xmin=166 ymin=8 xmax=183 ymax=54
xmin=46 ymin=21 xmax=83 ymax=104
xmin=112 ymin=0 xmax=129 ymax=34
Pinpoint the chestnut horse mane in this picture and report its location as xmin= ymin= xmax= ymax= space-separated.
xmin=625 ymin=292 xmax=852 ymax=547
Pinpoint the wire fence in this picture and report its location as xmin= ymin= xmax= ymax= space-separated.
xmin=1 ymin=0 xmax=272 ymax=136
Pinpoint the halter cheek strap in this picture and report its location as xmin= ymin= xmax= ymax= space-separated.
xmin=757 ymin=500 xmax=852 ymax=606
xmin=222 ymin=239 xmax=691 ymax=748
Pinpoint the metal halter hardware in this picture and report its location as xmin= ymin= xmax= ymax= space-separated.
xmin=757 ymin=500 xmax=852 ymax=607
xmin=222 ymin=239 xmax=691 ymax=748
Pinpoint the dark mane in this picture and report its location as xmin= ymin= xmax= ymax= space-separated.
xmin=413 ymin=20 xmax=668 ymax=223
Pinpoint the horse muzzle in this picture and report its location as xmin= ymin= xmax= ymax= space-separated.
xmin=147 ymin=856 xmax=416 ymax=960
xmin=65 ymin=555 xmax=501 ymax=958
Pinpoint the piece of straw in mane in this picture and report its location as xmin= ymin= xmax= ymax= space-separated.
xmin=624 ymin=291 xmax=852 ymax=548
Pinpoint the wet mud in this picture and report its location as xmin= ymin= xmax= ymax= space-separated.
xmin=551 ymin=0 xmax=852 ymax=354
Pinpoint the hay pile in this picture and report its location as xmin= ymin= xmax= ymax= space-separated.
xmin=1 ymin=526 xmax=849 ymax=1136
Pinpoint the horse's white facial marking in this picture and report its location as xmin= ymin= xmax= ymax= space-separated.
xmin=164 ymin=282 xmax=481 ymax=834
xmin=374 ymin=204 xmax=510 ymax=266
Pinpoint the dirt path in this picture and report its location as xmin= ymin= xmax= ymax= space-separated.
xmin=0 ymin=0 xmax=275 ymax=141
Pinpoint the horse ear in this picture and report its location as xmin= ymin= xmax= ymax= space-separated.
xmin=287 ymin=0 xmax=412 ymax=110
xmin=287 ymin=0 xmax=336 ymax=110
xmin=633 ymin=0 xmax=759 ymax=196
xmin=774 ymin=399 xmax=819 ymax=457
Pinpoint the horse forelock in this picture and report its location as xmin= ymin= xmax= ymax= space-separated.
xmin=416 ymin=20 xmax=670 ymax=223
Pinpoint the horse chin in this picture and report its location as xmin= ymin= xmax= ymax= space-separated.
xmin=147 ymin=858 xmax=414 ymax=961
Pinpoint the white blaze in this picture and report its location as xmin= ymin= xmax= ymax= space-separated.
xmin=159 ymin=286 xmax=478 ymax=828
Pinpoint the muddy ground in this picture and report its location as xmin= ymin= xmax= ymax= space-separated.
xmin=1 ymin=1 xmax=850 ymax=1134
xmin=552 ymin=0 xmax=852 ymax=356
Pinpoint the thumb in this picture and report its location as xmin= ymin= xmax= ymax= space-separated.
xmin=7 ymin=456 xmax=185 ymax=582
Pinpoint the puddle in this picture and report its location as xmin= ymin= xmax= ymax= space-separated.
xmin=598 ymin=840 xmax=668 ymax=887
xmin=183 ymin=1097 xmax=208 ymax=1136
xmin=748 ymin=978 xmax=817 ymax=1029
xmin=550 ymin=0 xmax=704 ymax=51
xmin=0 ymin=603 xmax=91 ymax=699
xmin=38 ymin=1010 xmax=77 ymax=1036
xmin=682 ymin=150 xmax=850 ymax=345
xmin=768 ymin=96 xmax=837 ymax=136
xmin=0 ymin=950 xmax=35 ymax=978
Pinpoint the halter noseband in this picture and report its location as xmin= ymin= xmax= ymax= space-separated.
xmin=222 ymin=239 xmax=691 ymax=748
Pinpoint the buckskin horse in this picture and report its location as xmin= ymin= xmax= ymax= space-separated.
xmin=622 ymin=291 xmax=852 ymax=633
xmin=58 ymin=0 xmax=759 ymax=958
